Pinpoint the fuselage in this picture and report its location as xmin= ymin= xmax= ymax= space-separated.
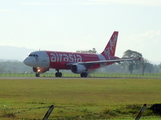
xmin=23 ymin=50 xmax=119 ymax=70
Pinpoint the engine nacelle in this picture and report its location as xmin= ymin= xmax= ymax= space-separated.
xmin=71 ymin=64 xmax=86 ymax=74
xmin=33 ymin=67 xmax=49 ymax=73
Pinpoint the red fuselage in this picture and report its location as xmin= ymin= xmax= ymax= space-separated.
xmin=46 ymin=51 xmax=119 ymax=70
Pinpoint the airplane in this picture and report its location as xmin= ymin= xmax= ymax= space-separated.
xmin=23 ymin=31 xmax=137 ymax=77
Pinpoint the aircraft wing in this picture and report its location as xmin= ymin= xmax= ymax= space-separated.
xmin=78 ymin=58 xmax=137 ymax=65
xmin=67 ymin=57 xmax=140 ymax=66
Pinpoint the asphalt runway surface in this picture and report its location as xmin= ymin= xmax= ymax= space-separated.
xmin=0 ymin=77 xmax=159 ymax=80
xmin=0 ymin=77 xmax=120 ymax=80
xmin=0 ymin=77 xmax=113 ymax=80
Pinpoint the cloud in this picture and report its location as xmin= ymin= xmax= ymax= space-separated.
xmin=88 ymin=0 xmax=161 ymax=6
xmin=20 ymin=1 xmax=161 ymax=6
xmin=139 ymin=30 xmax=161 ymax=43
xmin=0 ymin=10 xmax=10 ymax=13
xmin=21 ymin=2 xmax=49 ymax=6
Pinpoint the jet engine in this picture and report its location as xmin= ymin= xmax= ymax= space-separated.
xmin=71 ymin=64 xmax=86 ymax=73
xmin=33 ymin=67 xmax=49 ymax=73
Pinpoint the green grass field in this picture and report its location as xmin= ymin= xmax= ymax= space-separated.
xmin=0 ymin=78 xmax=161 ymax=120
xmin=1 ymin=73 xmax=161 ymax=78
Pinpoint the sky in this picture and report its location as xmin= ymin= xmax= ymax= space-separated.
xmin=0 ymin=0 xmax=161 ymax=63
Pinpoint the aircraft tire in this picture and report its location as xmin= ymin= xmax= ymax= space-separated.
xmin=55 ymin=72 xmax=62 ymax=77
xmin=55 ymin=72 xmax=58 ymax=77
xmin=59 ymin=72 xmax=62 ymax=77
xmin=84 ymin=72 xmax=88 ymax=77
xmin=80 ymin=72 xmax=88 ymax=77
xmin=36 ymin=73 xmax=40 ymax=77
xmin=80 ymin=73 xmax=83 ymax=77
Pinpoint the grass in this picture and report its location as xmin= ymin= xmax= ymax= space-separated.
xmin=0 ymin=78 xmax=161 ymax=120
xmin=1 ymin=73 xmax=161 ymax=78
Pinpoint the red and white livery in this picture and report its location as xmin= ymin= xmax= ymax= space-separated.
xmin=23 ymin=31 xmax=134 ymax=77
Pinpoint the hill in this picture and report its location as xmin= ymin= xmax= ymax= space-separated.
xmin=0 ymin=46 xmax=36 ymax=61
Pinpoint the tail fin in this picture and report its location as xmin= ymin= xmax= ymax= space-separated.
xmin=101 ymin=31 xmax=118 ymax=57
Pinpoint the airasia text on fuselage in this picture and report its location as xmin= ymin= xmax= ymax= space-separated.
xmin=50 ymin=53 xmax=82 ymax=63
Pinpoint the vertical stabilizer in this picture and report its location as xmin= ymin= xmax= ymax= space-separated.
xmin=101 ymin=31 xmax=118 ymax=57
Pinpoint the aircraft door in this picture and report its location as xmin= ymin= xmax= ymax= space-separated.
xmin=42 ymin=52 xmax=50 ymax=68
xmin=34 ymin=51 xmax=50 ymax=68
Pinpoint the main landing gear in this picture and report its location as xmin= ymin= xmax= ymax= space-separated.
xmin=55 ymin=69 xmax=62 ymax=77
xmin=80 ymin=72 xmax=88 ymax=77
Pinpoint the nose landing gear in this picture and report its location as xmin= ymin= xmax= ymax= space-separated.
xmin=35 ymin=73 xmax=40 ymax=77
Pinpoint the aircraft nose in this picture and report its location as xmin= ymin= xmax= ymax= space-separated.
xmin=23 ymin=57 xmax=35 ymax=67
xmin=23 ymin=57 xmax=30 ymax=66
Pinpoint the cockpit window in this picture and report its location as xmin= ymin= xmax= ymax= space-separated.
xmin=29 ymin=54 xmax=38 ymax=57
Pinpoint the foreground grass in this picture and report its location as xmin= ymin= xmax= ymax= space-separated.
xmin=1 ymin=73 xmax=161 ymax=78
xmin=0 ymin=78 xmax=161 ymax=119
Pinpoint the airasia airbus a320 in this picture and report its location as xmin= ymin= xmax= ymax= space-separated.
xmin=23 ymin=31 xmax=135 ymax=77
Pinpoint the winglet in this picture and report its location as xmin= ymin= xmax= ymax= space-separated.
xmin=101 ymin=31 xmax=118 ymax=57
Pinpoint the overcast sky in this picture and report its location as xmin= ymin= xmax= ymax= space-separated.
xmin=0 ymin=0 xmax=161 ymax=63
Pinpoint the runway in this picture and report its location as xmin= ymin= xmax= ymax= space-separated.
xmin=0 ymin=77 xmax=121 ymax=80
xmin=0 ymin=77 xmax=159 ymax=80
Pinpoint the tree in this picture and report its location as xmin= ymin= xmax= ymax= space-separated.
xmin=159 ymin=62 xmax=161 ymax=69
xmin=76 ymin=48 xmax=97 ymax=54
xmin=140 ymin=58 xmax=155 ymax=74
xmin=121 ymin=50 xmax=153 ymax=75
xmin=121 ymin=50 xmax=142 ymax=74
xmin=0 ymin=60 xmax=32 ymax=73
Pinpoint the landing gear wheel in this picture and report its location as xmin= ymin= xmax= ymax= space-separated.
xmin=55 ymin=69 xmax=62 ymax=77
xmin=35 ymin=73 xmax=40 ymax=77
xmin=55 ymin=72 xmax=62 ymax=77
xmin=59 ymin=72 xmax=62 ymax=77
xmin=80 ymin=72 xmax=88 ymax=77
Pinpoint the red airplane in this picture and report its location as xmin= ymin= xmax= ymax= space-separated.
xmin=23 ymin=31 xmax=135 ymax=77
